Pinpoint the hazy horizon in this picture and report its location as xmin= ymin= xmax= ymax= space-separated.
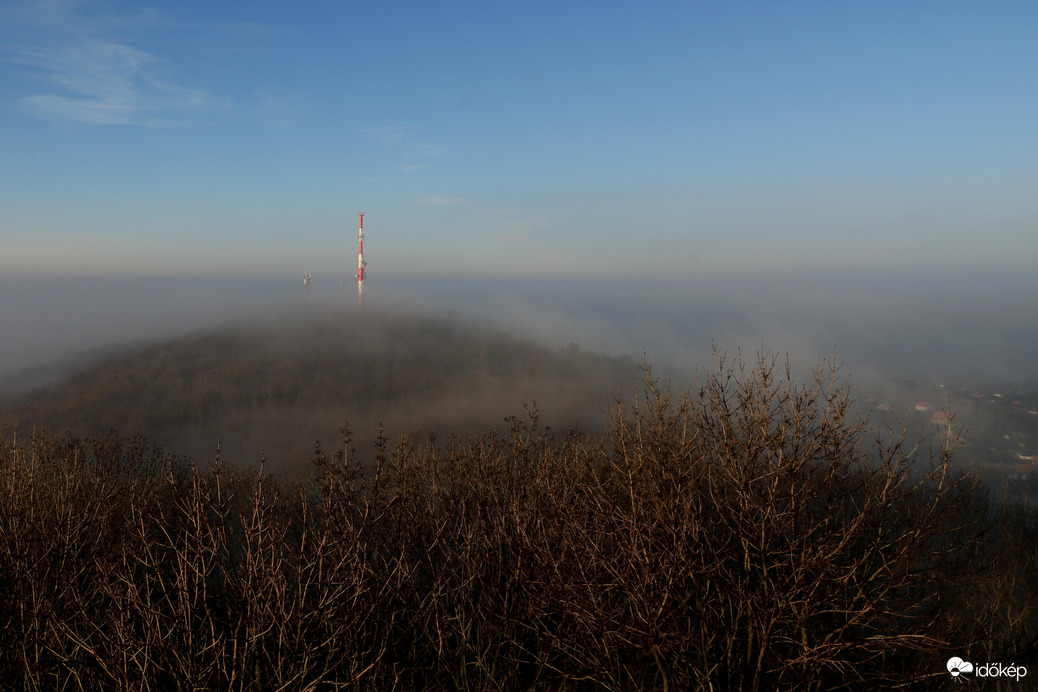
xmin=3 ymin=269 xmax=1036 ymax=400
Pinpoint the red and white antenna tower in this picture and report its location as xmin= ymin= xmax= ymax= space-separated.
xmin=355 ymin=212 xmax=366 ymax=306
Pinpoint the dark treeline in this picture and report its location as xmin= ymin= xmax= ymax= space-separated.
xmin=2 ymin=309 xmax=644 ymax=472
xmin=2 ymin=353 xmax=1036 ymax=690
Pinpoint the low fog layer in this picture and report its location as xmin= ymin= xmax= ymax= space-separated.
xmin=0 ymin=277 xmax=297 ymax=394
xmin=3 ymin=270 xmax=1036 ymax=393
xmin=371 ymin=270 xmax=1038 ymax=388
xmin=2 ymin=270 xmax=1037 ymax=476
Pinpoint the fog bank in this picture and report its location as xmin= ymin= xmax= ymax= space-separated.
xmin=2 ymin=269 xmax=1036 ymax=395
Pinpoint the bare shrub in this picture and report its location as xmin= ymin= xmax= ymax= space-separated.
xmin=1 ymin=352 xmax=1033 ymax=690
xmin=0 ymin=428 xmax=167 ymax=689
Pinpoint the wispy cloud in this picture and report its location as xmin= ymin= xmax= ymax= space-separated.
xmin=5 ymin=1 xmax=228 ymax=125
xmin=14 ymin=42 xmax=223 ymax=125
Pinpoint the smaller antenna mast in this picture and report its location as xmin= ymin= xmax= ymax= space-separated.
xmin=356 ymin=212 xmax=366 ymax=307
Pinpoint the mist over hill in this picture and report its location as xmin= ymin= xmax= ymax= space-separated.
xmin=1 ymin=305 xmax=645 ymax=472
xmin=5 ymin=271 xmax=1037 ymax=394
xmin=4 ymin=271 xmax=1038 ymax=479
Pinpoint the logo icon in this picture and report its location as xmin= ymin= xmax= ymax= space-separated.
xmin=948 ymin=657 xmax=974 ymax=680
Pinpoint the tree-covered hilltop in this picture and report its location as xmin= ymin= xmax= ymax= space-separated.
xmin=1 ymin=308 xmax=647 ymax=471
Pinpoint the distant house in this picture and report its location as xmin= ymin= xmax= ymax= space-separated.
xmin=915 ymin=402 xmax=931 ymax=412
xmin=932 ymin=411 xmax=951 ymax=427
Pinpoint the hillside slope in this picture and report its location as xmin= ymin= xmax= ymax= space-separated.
xmin=2 ymin=307 xmax=644 ymax=471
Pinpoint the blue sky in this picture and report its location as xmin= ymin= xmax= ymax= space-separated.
xmin=1 ymin=1 xmax=1036 ymax=279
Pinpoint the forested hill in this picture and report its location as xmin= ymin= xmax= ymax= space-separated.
xmin=1 ymin=307 xmax=645 ymax=472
